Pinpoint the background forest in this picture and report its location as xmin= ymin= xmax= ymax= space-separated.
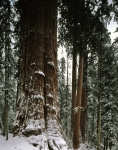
xmin=0 ymin=0 xmax=118 ymax=150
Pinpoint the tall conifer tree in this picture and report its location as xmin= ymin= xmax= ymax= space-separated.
xmin=13 ymin=0 xmax=67 ymax=149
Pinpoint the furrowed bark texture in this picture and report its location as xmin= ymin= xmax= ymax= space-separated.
xmin=13 ymin=0 xmax=67 ymax=149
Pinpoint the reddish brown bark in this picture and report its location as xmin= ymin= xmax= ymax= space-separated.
xmin=80 ymin=87 xmax=87 ymax=143
xmin=13 ymin=0 xmax=67 ymax=149
xmin=13 ymin=0 xmax=45 ymax=136
xmin=73 ymin=51 xmax=84 ymax=149
xmin=44 ymin=0 xmax=60 ymax=137
xmin=80 ymin=49 xmax=88 ymax=144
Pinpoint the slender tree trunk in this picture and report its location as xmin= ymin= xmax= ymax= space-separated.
xmin=80 ymin=48 xmax=88 ymax=143
xmin=80 ymin=87 xmax=87 ymax=143
xmin=72 ymin=46 xmax=77 ymax=144
xmin=4 ymin=4 xmax=9 ymax=139
xmin=97 ymin=26 xmax=103 ymax=150
xmin=73 ymin=51 xmax=84 ymax=149
xmin=97 ymin=99 xmax=101 ymax=150
xmin=73 ymin=0 xmax=85 ymax=148
xmin=104 ymin=138 xmax=105 ymax=150
xmin=72 ymin=29 xmax=77 ymax=137
xmin=16 ymin=52 xmax=21 ymax=106
xmin=4 ymin=90 xmax=8 ymax=140
xmin=4 ymin=50 xmax=9 ymax=141
xmin=66 ymin=55 xmax=69 ymax=136
xmin=97 ymin=55 xmax=102 ymax=150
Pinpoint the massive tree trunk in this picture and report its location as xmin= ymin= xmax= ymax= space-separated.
xmin=13 ymin=0 xmax=67 ymax=149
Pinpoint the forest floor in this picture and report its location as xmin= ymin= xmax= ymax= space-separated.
xmin=1 ymin=133 xmax=117 ymax=150
xmin=0 ymin=133 xmax=96 ymax=150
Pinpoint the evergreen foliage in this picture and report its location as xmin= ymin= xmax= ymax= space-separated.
xmin=87 ymin=29 xmax=118 ymax=149
xmin=58 ymin=55 xmax=72 ymax=147
xmin=0 ymin=0 xmax=17 ymax=138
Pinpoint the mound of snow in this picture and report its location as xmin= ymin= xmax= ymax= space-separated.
xmin=0 ymin=134 xmax=38 ymax=150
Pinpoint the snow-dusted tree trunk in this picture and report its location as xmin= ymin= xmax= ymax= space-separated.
xmin=13 ymin=0 xmax=67 ymax=149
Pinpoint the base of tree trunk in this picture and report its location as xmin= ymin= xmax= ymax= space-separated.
xmin=25 ymin=119 xmax=67 ymax=150
xmin=14 ymin=118 xmax=67 ymax=150
xmin=28 ymin=133 xmax=67 ymax=150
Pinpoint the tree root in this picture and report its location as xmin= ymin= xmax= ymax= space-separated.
xmin=46 ymin=118 xmax=67 ymax=150
xmin=26 ymin=117 xmax=68 ymax=149
xmin=27 ymin=133 xmax=67 ymax=150
xmin=48 ymin=138 xmax=67 ymax=150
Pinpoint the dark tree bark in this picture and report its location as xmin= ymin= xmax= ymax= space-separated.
xmin=13 ymin=0 xmax=67 ymax=149
xmin=66 ymin=55 xmax=69 ymax=136
xmin=72 ymin=42 xmax=77 ymax=133
xmin=3 ymin=0 xmax=11 ymax=140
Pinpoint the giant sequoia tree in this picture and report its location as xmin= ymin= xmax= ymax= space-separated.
xmin=13 ymin=0 xmax=67 ymax=149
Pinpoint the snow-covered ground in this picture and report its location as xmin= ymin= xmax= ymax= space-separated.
xmin=0 ymin=134 xmax=96 ymax=150
xmin=0 ymin=134 xmax=39 ymax=150
xmin=1 ymin=134 xmax=117 ymax=150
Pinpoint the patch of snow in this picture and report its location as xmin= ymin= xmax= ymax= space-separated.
xmin=28 ymin=134 xmax=48 ymax=149
xmin=0 ymin=134 xmax=96 ymax=150
xmin=31 ymin=62 xmax=35 ymax=65
xmin=25 ymin=119 xmax=41 ymax=131
xmin=52 ymin=106 xmax=56 ymax=111
xmin=13 ymin=120 xmax=19 ymax=127
xmin=73 ymin=106 xmax=84 ymax=113
xmin=29 ymin=76 xmax=32 ymax=80
xmin=35 ymin=70 xmax=45 ymax=77
xmin=0 ymin=134 xmax=38 ymax=150
xmin=31 ymin=94 xmax=44 ymax=101
xmin=47 ymin=93 xmax=53 ymax=98
xmin=48 ymin=62 xmax=55 ymax=67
